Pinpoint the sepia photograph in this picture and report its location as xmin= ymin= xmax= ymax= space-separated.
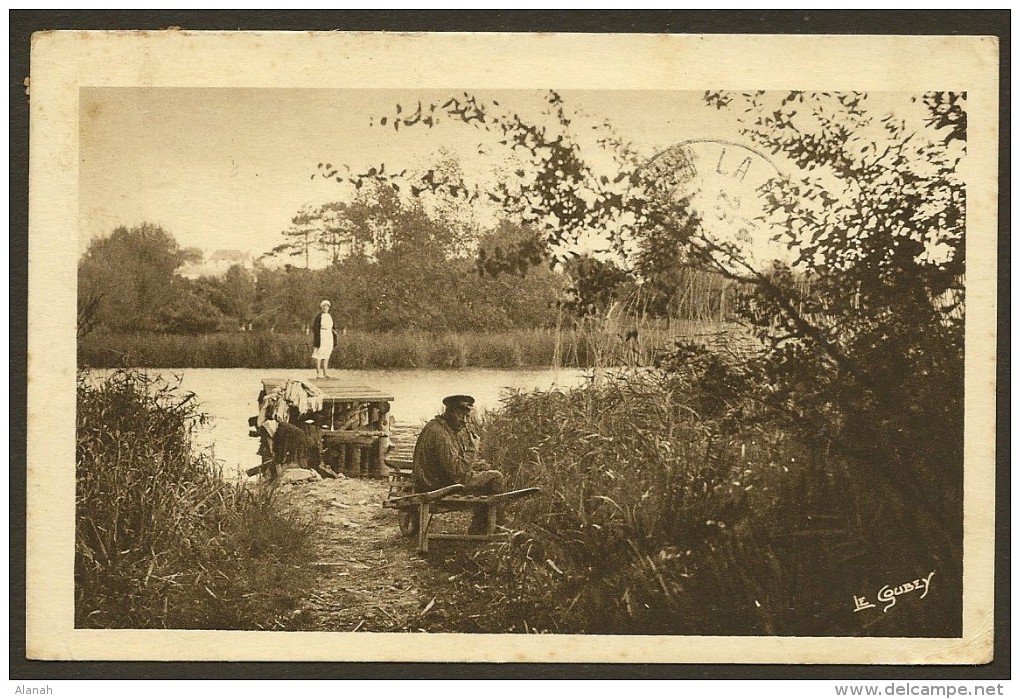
xmin=24 ymin=28 xmax=1000 ymax=665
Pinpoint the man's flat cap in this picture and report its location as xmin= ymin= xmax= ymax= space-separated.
xmin=443 ymin=395 xmax=475 ymax=411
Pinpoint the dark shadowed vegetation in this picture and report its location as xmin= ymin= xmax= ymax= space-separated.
xmin=344 ymin=89 xmax=966 ymax=636
xmin=423 ymin=368 xmax=959 ymax=636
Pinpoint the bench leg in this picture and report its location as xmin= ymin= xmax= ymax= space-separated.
xmin=398 ymin=509 xmax=418 ymax=537
xmin=485 ymin=503 xmax=497 ymax=535
xmin=418 ymin=502 xmax=431 ymax=553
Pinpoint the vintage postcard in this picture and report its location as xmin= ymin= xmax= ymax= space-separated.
xmin=26 ymin=31 xmax=998 ymax=663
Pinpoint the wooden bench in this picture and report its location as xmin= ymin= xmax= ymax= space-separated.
xmin=382 ymin=459 xmax=540 ymax=553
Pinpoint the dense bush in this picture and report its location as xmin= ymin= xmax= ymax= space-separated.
xmin=389 ymin=90 xmax=965 ymax=637
xmin=429 ymin=369 xmax=959 ymax=636
xmin=75 ymin=369 xmax=316 ymax=629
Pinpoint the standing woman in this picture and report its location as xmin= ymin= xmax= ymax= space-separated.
xmin=311 ymin=299 xmax=337 ymax=378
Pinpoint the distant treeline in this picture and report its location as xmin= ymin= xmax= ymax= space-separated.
xmin=77 ymin=221 xmax=569 ymax=337
xmin=77 ymin=200 xmax=737 ymax=350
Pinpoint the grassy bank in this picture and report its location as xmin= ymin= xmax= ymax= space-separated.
xmin=76 ymin=369 xmax=316 ymax=629
xmin=426 ymin=371 xmax=961 ymax=636
xmin=77 ymin=322 xmax=734 ymax=370
xmin=78 ymin=329 xmax=587 ymax=369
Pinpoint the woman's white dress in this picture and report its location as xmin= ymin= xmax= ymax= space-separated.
xmin=312 ymin=313 xmax=334 ymax=360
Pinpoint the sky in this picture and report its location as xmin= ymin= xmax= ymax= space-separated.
xmin=78 ymin=88 xmax=752 ymax=259
xmin=78 ymin=88 xmax=926 ymax=266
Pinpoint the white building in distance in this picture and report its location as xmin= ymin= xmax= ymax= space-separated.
xmin=178 ymin=249 xmax=253 ymax=280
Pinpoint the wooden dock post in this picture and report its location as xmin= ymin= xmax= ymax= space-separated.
xmin=350 ymin=445 xmax=362 ymax=477
xmin=374 ymin=435 xmax=389 ymax=477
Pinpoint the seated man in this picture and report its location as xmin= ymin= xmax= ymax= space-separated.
xmin=259 ymin=417 xmax=311 ymax=480
xmin=297 ymin=412 xmax=339 ymax=479
xmin=412 ymin=395 xmax=504 ymax=534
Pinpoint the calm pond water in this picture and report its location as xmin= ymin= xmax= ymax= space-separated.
xmin=138 ymin=367 xmax=590 ymax=478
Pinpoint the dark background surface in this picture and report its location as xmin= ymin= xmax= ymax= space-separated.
xmin=9 ymin=9 xmax=1009 ymax=681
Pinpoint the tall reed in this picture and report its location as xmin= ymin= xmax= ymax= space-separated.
xmin=75 ymin=369 xmax=316 ymax=629
xmin=445 ymin=368 xmax=958 ymax=636
xmin=78 ymin=328 xmax=608 ymax=369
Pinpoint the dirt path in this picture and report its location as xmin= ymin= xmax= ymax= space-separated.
xmin=278 ymin=475 xmax=463 ymax=632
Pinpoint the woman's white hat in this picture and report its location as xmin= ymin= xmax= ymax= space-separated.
xmin=320 ymin=300 xmax=331 ymax=308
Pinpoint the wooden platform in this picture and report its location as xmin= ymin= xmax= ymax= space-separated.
xmin=261 ymin=378 xmax=394 ymax=403
xmin=258 ymin=378 xmax=396 ymax=477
